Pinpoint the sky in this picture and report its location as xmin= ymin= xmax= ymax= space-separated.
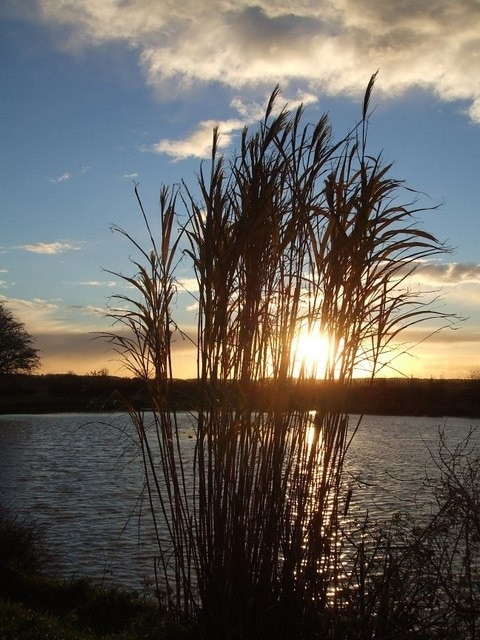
xmin=1 ymin=0 xmax=479 ymax=379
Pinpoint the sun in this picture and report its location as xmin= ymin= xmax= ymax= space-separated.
xmin=291 ymin=325 xmax=334 ymax=379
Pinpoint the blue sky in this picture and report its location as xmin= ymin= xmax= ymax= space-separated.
xmin=1 ymin=0 xmax=479 ymax=378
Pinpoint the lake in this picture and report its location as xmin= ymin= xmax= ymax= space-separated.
xmin=1 ymin=412 xmax=479 ymax=592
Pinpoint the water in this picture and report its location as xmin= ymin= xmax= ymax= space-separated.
xmin=0 ymin=412 xmax=479 ymax=592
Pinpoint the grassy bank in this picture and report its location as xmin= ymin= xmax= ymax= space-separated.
xmin=0 ymin=508 xmax=192 ymax=640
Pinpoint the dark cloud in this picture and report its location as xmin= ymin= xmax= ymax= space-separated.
xmin=34 ymin=325 xmax=197 ymax=375
xmin=414 ymin=263 xmax=480 ymax=285
xmin=397 ymin=326 xmax=480 ymax=345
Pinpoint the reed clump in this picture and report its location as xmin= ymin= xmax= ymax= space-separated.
xmin=108 ymin=76 xmax=457 ymax=639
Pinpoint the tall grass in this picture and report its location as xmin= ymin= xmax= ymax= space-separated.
xmin=108 ymin=76 xmax=456 ymax=638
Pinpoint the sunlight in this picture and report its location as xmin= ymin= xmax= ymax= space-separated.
xmin=291 ymin=324 xmax=336 ymax=379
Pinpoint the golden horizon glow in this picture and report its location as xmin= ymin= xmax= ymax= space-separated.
xmin=33 ymin=326 xmax=479 ymax=380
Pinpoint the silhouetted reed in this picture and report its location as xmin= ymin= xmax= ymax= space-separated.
xmin=108 ymin=76 xmax=456 ymax=638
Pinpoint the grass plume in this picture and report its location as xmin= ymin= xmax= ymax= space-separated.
xmin=107 ymin=76 xmax=457 ymax=638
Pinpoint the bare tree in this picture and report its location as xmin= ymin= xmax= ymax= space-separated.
xmin=0 ymin=302 xmax=40 ymax=374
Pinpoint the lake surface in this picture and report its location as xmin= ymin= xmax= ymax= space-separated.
xmin=1 ymin=412 xmax=479 ymax=592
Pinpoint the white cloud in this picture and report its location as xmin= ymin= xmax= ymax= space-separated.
xmin=18 ymin=241 xmax=82 ymax=254
xmin=123 ymin=172 xmax=139 ymax=179
xmin=151 ymin=89 xmax=320 ymax=159
xmin=0 ymin=267 xmax=12 ymax=287
xmin=177 ymin=277 xmax=199 ymax=293
xmin=150 ymin=118 xmax=244 ymax=160
xmin=20 ymin=0 xmax=480 ymax=125
xmin=49 ymin=172 xmax=71 ymax=183
xmin=67 ymin=280 xmax=117 ymax=287
xmin=49 ymin=166 xmax=91 ymax=182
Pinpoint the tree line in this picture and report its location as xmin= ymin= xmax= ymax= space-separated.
xmin=1 ymin=374 xmax=479 ymax=417
xmin=0 ymin=301 xmax=478 ymax=417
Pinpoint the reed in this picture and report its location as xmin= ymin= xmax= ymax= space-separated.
xmin=108 ymin=76 xmax=456 ymax=638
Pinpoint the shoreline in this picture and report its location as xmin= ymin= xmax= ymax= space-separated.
xmin=1 ymin=373 xmax=479 ymax=418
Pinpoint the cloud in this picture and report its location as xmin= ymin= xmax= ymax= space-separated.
xmin=0 ymin=295 xmax=61 ymax=332
xmin=151 ymin=90 xmax=320 ymax=159
xmin=49 ymin=166 xmax=91 ymax=182
xmin=68 ymin=304 xmax=107 ymax=317
xmin=67 ymin=280 xmax=117 ymax=287
xmin=177 ymin=277 xmax=199 ymax=293
xmin=33 ymin=331 xmax=114 ymax=375
xmin=0 ymin=295 xmax=109 ymax=336
xmin=32 ymin=323 xmax=198 ymax=376
xmin=413 ymin=262 xmax=480 ymax=286
xmin=19 ymin=0 xmax=480 ymax=125
xmin=150 ymin=118 xmax=244 ymax=160
xmin=49 ymin=172 xmax=71 ymax=183
xmin=123 ymin=172 xmax=139 ymax=179
xmin=18 ymin=241 xmax=82 ymax=254
xmin=401 ymin=325 xmax=480 ymax=346
xmin=0 ymin=269 xmax=11 ymax=287
xmin=406 ymin=262 xmax=480 ymax=313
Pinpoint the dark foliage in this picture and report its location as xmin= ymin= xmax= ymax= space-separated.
xmin=0 ymin=507 xmax=191 ymax=639
xmin=0 ymin=506 xmax=48 ymax=590
xmin=0 ymin=302 xmax=40 ymax=374
xmin=1 ymin=374 xmax=479 ymax=417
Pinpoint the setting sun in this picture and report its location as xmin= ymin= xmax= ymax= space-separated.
xmin=291 ymin=325 xmax=336 ymax=379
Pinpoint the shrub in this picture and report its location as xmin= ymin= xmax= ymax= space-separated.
xmin=0 ymin=506 xmax=48 ymax=591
